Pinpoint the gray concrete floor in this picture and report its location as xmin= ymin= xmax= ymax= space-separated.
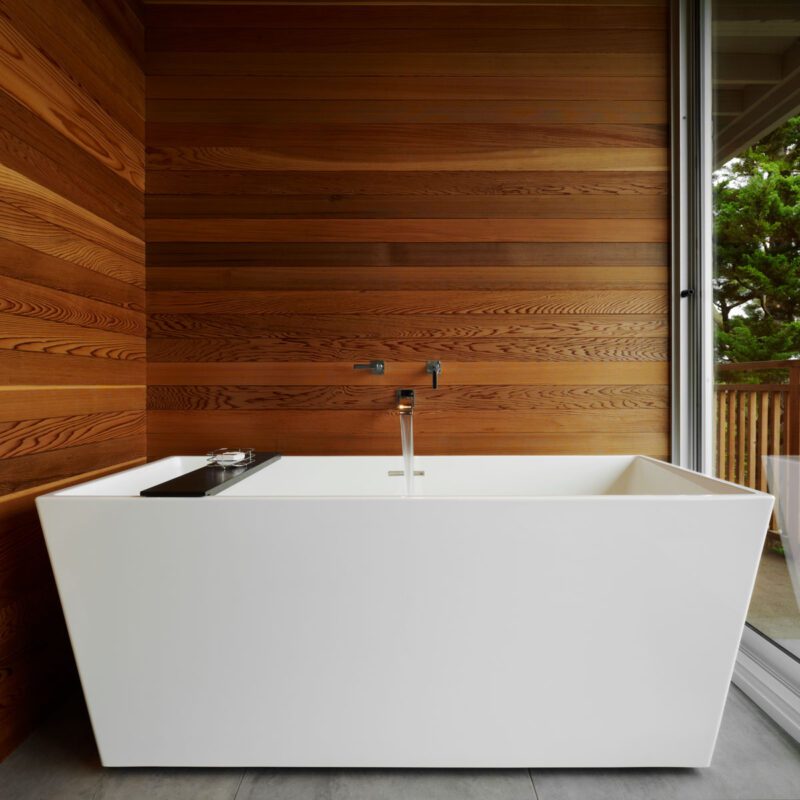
xmin=2 ymin=686 xmax=800 ymax=800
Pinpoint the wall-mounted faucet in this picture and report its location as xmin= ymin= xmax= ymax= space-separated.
xmin=396 ymin=388 xmax=415 ymax=415
xmin=426 ymin=360 xmax=442 ymax=389
xmin=353 ymin=359 xmax=385 ymax=375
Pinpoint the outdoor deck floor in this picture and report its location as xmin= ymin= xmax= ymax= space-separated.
xmin=2 ymin=685 xmax=800 ymax=800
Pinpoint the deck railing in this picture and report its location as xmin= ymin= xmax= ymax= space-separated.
xmin=716 ymin=360 xmax=800 ymax=497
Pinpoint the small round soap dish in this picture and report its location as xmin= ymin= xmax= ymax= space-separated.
xmin=207 ymin=448 xmax=255 ymax=469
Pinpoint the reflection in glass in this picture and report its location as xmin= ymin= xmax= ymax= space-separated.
xmin=712 ymin=0 xmax=800 ymax=661
xmin=758 ymin=457 xmax=800 ymax=658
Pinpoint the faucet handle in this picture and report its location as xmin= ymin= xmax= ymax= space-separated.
xmin=426 ymin=360 xmax=442 ymax=389
xmin=353 ymin=359 xmax=385 ymax=375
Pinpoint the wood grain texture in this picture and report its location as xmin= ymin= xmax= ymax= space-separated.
xmin=148 ymin=289 xmax=668 ymax=315
xmin=0 ymin=238 xmax=144 ymax=313
xmin=0 ymin=91 xmax=143 ymax=238
xmin=148 ymin=384 xmax=668 ymax=411
xmin=148 ymin=313 xmax=668 ymax=339
xmin=0 ymin=349 xmax=145 ymax=386
xmin=146 ymin=194 xmax=670 ymax=219
xmin=146 ymin=265 xmax=668 ymax=291
xmin=0 ymin=12 xmax=143 ymax=190
xmin=146 ymin=52 xmax=667 ymax=78
xmin=146 ymin=360 xmax=669 ymax=387
xmin=146 ymin=218 xmax=668 ymax=242
xmin=0 ymin=411 xmax=145 ymax=461
xmin=147 ymin=76 xmax=667 ymax=100
xmin=147 ymin=99 xmax=668 ymax=125
xmin=0 ymin=387 xmax=145 ymax=422
xmin=0 ymin=201 xmax=143 ymax=287
xmin=145 ymin=5 xmax=667 ymax=29
xmin=0 ymin=313 xmax=146 ymax=361
xmin=82 ymin=0 xmax=145 ymax=63
xmin=0 ymin=435 xmax=145 ymax=496
xmin=144 ymin=170 xmax=669 ymax=197
xmin=0 ymin=165 xmax=143 ymax=267
xmin=148 ymin=241 xmax=668 ymax=266
xmin=0 ymin=1 xmax=144 ymax=759
xmin=144 ymin=2 xmax=670 ymax=461
xmin=149 ymin=336 xmax=668 ymax=363
xmin=0 ymin=0 xmax=144 ymax=135
xmin=145 ymin=27 xmax=668 ymax=54
xmin=1 ymin=275 xmax=145 ymax=337
xmin=147 ymin=145 xmax=668 ymax=172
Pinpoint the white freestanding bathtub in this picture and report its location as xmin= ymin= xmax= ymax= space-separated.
xmin=36 ymin=455 xmax=772 ymax=768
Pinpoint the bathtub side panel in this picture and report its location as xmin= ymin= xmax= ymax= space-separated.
xmin=36 ymin=494 xmax=772 ymax=767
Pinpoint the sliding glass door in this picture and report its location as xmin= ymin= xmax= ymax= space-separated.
xmin=711 ymin=0 xmax=800 ymax=661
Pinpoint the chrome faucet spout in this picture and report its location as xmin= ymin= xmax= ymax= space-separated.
xmin=396 ymin=388 xmax=415 ymax=415
xmin=396 ymin=390 xmax=415 ymax=495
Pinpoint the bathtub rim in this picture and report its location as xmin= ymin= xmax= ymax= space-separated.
xmin=39 ymin=454 xmax=771 ymax=501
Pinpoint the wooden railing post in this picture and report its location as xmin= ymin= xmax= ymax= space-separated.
xmin=789 ymin=362 xmax=800 ymax=456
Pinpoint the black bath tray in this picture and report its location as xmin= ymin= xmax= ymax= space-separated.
xmin=140 ymin=452 xmax=281 ymax=497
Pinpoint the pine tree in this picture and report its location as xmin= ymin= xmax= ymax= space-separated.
xmin=714 ymin=115 xmax=800 ymax=368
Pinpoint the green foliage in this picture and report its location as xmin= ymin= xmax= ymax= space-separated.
xmin=714 ymin=116 xmax=800 ymax=369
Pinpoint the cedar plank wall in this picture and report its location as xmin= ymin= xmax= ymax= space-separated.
xmin=0 ymin=0 xmax=145 ymax=758
xmin=145 ymin=0 xmax=670 ymax=457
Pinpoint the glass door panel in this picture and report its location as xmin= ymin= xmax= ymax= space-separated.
xmin=712 ymin=0 xmax=800 ymax=659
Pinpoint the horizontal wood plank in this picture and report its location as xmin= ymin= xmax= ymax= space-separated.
xmin=147 ymin=312 xmax=668 ymax=340
xmin=147 ymin=242 xmax=668 ymax=267
xmin=147 ymin=407 xmax=668 ymax=436
xmin=145 ymin=194 xmax=669 ymax=219
xmin=146 ymin=426 xmax=669 ymax=457
xmin=149 ymin=335 xmax=668 ymax=362
xmin=147 ymin=76 xmax=667 ymax=101
xmin=1 ymin=0 xmax=144 ymax=135
xmin=0 ymin=387 xmax=145 ymax=422
xmin=145 ymin=27 xmax=668 ymax=54
xmin=146 ymin=169 xmax=669 ymax=197
xmin=0 ymin=202 xmax=144 ymax=288
xmin=146 ymin=361 xmax=669 ymax=387
xmin=146 ymin=265 xmax=667 ymax=291
xmin=146 ymin=218 xmax=668 ymax=243
xmin=145 ymin=51 xmax=667 ymax=78
xmin=148 ymin=99 xmax=668 ymax=125
xmin=145 ymin=5 xmax=667 ymax=29
xmin=0 ymin=15 xmax=144 ymax=190
xmin=0 ymin=91 xmax=143 ymax=238
xmin=146 ymin=146 xmax=668 ymax=172
xmin=0 ymin=350 xmax=145 ymax=385
xmin=148 ymin=122 xmax=668 ymax=151
xmin=0 ymin=238 xmax=144 ymax=314
xmin=147 ymin=435 xmax=669 ymax=458
xmin=1 ymin=275 xmax=145 ymax=337
xmin=0 ymin=435 xmax=145 ymax=495
xmin=148 ymin=383 xmax=669 ymax=411
xmin=0 ymin=411 xmax=145 ymax=459
xmin=148 ymin=289 xmax=668 ymax=315
xmin=0 ymin=165 xmax=143 ymax=265
xmin=0 ymin=313 xmax=146 ymax=362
